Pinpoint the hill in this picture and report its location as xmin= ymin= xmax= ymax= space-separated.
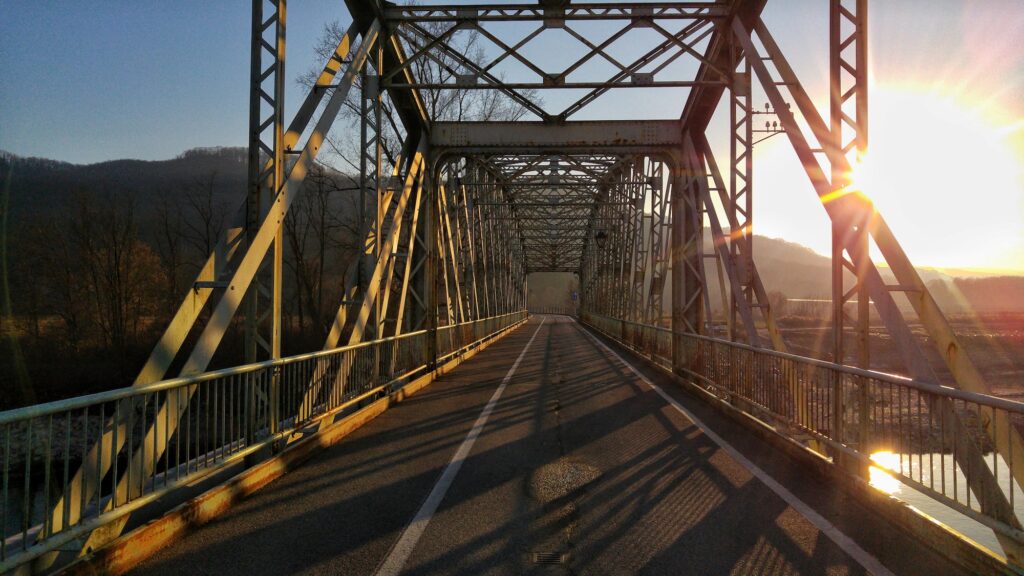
xmin=3 ymin=147 xmax=249 ymax=221
xmin=929 ymin=276 xmax=1024 ymax=314
xmin=4 ymin=146 xmax=1022 ymax=329
xmin=528 ymin=230 xmax=1024 ymax=316
xmin=0 ymin=148 xmax=361 ymax=407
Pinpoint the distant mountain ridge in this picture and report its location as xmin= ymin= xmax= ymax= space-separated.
xmin=4 ymin=149 xmax=1022 ymax=315
xmin=755 ymin=237 xmax=1023 ymax=314
xmin=2 ymin=147 xmax=249 ymax=221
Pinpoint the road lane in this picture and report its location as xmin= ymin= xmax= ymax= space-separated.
xmin=132 ymin=315 xmax=968 ymax=576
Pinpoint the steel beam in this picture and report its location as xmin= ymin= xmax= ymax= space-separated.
xmin=384 ymin=3 xmax=726 ymax=22
xmin=736 ymin=16 xmax=1024 ymax=561
xmin=431 ymin=121 xmax=683 ymax=150
xmin=41 ymin=15 xmax=383 ymax=568
xmin=679 ymin=0 xmax=766 ymax=131
xmin=112 ymin=17 xmax=382 ymax=527
xmin=830 ymin=0 xmax=870 ymax=371
xmin=245 ymin=0 xmax=286 ymax=370
xmin=670 ymin=157 xmax=703 ymax=371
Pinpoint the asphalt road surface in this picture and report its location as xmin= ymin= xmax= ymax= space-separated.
xmin=132 ymin=315 xmax=967 ymax=575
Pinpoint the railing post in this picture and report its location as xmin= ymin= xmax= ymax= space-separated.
xmin=270 ymin=365 xmax=281 ymax=435
xmin=833 ymin=368 xmax=844 ymax=444
xmin=727 ymin=344 xmax=736 ymax=401
xmin=245 ymin=372 xmax=254 ymax=445
xmin=858 ymin=374 xmax=870 ymax=450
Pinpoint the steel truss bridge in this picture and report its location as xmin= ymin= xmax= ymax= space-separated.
xmin=3 ymin=1 xmax=1024 ymax=574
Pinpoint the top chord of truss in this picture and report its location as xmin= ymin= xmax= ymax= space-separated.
xmin=383 ymin=3 xmax=727 ymax=22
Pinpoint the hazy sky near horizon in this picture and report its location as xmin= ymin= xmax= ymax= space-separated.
xmin=2 ymin=1 xmax=1023 ymax=271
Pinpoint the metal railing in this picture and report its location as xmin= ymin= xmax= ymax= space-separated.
xmin=0 ymin=310 xmax=527 ymax=570
xmin=583 ymin=312 xmax=1024 ymax=551
xmin=527 ymin=306 xmax=577 ymax=316
xmin=435 ymin=311 xmax=529 ymax=362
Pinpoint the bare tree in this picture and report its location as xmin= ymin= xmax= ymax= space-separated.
xmin=399 ymin=20 xmax=537 ymax=122
xmin=180 ymin=171 xmax=227 ymax=261
xmin=68 ymin=192 xmax=166 ymax=374
xmin=284 ymin=163 xmax=360 ymax=339
xmin=153 ymin=190 xmax=186 ymax=311
xmin=299 ymin=17 xmax=538 ymax=174
xmin=31 ymin=219 xmax=88 ymax=352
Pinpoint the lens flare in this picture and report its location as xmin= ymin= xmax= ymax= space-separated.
xmin=869 ymin=450 xmax=902 ymax=495
xmin=846 ymin=87 xmax=1023 ymax=270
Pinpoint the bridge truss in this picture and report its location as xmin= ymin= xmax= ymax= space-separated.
xmin=6 ymin=1 xmax=1024 ymax=572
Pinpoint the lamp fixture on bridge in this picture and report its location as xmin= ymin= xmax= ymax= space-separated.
xmin=594 ymin=229 xmax=608 ymax=250
xmin=751 ymin=101 xmax=790 ymax=145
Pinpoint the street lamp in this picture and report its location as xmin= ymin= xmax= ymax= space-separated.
xmin=594 ymin=229 xmax=608 ymax=249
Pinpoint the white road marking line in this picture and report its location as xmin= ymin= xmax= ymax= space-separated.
xmin=575 ymin=319 xmax=895 ymax=576
xmin=374 ymin=317 xmax=547 ymax=576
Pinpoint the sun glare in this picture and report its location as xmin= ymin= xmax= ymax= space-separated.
xmin=869 ymin=450 xmax=902 ymax=495
xmin=845 ymin=87 xmax=1023 ymax=271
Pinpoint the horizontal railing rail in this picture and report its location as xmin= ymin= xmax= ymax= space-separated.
xmin=527 ymin=306 xmax=577 ymax=316
xmin=0 ymin=310 xmax=527 ymax=570
xmin=435 ymin=310 xmax=529 ymax=363
xmin=583 ymin=312 xmax=1024 ymax=550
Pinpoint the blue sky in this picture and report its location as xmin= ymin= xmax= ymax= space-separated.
xmin=1 ymin=1 xmax=340 ymax=163
xmin=2 ymin=1 xmax=1022 ymax=270
xmin=2 ymin=1 xmax=1020 ymax=163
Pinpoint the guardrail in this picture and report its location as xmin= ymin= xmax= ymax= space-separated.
xmin=0 ymin=310 xmax=527 ymax=571
xmin=583 ymin=312 xmax=1024 ymax=554
xmin=436 ymin=311 xmax=529 ymax=362
xmin=527 ymin=307 xmax=577 ymax=316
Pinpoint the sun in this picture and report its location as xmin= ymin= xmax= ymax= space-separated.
xmin=845 ymin=87 xmax=1023 ymax=272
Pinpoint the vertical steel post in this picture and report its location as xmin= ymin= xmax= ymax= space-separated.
xmin=650 ymin=161 xmax=671 ymax=328
xmin=627 ymin=159 xmax=646 ymax=325
xmin=730 ymin=38 xmax=754 ymax=343
xmin=374 ymin=39 xmax=385 ymax=343
xmin=671 ymin=166 xmax=687 ymax=373
xmin=829 ymin=0 xmax=869 ymax=370
xmin=371 ymin=41 xmax=385 ymax=381
xmin=359 ymin=72 xmax=370 ymax=276
xmin=830 ymin=0 xmax=869 ymax=447
xmin=246 ymin=0 xmax=285 ymax=431
xmin=671 ymin=152 xmax=702 ymax=374
xmin=355 ymin=40 xmax=384 ymax=346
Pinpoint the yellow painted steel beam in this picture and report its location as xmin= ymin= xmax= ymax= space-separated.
xmin=46 ymin=21 xmax=376 ymax=538
xmin=108 ymin=20 xmax=381 ymax=534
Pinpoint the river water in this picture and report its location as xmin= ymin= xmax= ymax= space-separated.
xmin=869 ymin=450 xmax=1018 ymax=556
